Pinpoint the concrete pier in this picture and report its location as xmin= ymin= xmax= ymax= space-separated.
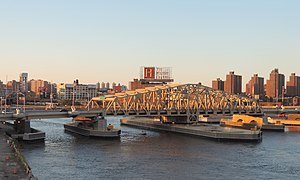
xmin=1 ymin=121 xmax=45 ymax=142
xmin=0 ymin=129 xmax=35 ymax=179
xmin=121 ymin=117 xmax=262 ymax=141
xmin=220 ymin=114 xmax=285 ymax=132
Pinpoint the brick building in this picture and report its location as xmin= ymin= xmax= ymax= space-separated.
xmin=286 ymin=73 xmax=300 ymax=97
xmin=129 ymin=79 xmax=166 ymax=91
xmin=6 ymin=80 xmax=20 ymax=93
xmin=246 ymin=74 xmax=264 ymax=99
xmin=29 ymin=79 xmax=50 ymax=97
xmin=224 ymin=71 xmax=242 ymax=94
xmin=212 ymin=78 xmax=224 ymax=91
xmin=265 ymin=68 xmax=285 ymax=99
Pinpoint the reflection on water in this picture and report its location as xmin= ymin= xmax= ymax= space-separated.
xmin=21 ymin=117 xmax=300 ymax=180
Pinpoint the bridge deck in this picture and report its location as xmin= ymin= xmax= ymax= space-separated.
xmin=0 ymin=109 xmax=262 ymax=121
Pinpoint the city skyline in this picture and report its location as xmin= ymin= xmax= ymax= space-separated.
xmin=2 ymin=69 xmax=299 ymax=90
xmin=1 ymin=1 xmax=300 ymax=87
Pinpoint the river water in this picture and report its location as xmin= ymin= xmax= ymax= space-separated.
xmin=21 ymin=117 xmax=300 ymax=180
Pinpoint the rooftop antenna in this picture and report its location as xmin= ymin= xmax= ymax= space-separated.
xmin=4 ymin=75 xmax=7 ymax=114
xmin=50 ymin=81 xmax=53 ymax=109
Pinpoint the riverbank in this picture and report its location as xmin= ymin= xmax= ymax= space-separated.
xmin=0 ymin=128 xmax=36 ymax=180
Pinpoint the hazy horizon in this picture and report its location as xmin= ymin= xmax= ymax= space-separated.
xmin=1 ymin=1 xmax=300 ymax=88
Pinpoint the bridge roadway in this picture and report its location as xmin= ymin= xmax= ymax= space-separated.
xmin=262 ymin=108 xmax=300 ymax=114
xmin=0 ymin=110 xmax=102 ymax=121
xmin=0 ymin=109 xmax=261 ymax=121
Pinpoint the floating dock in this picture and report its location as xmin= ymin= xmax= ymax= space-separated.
xmin=121 ymin=117 xmax=262 ymax=141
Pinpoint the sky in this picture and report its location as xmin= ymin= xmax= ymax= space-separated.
xmin=0 ymin=0 xmax=300 ymax=88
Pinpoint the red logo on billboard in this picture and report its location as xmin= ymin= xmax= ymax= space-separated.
xmin=144 ymin=67 xmax=155 ymax=79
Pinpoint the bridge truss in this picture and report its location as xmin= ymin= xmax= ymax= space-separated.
xmin=89 ymin=84 xmax=261 ymax=122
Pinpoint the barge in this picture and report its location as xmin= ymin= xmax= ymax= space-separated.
xmin=64 ymin=116 xmax=121 ymax=138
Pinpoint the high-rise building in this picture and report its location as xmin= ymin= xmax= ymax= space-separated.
xmin=212 ymin=78 xmax=224 ymax=91
xmin=246 ymin=74 xmax=264 ymax=99
xmin=19 ymin=73 xmax=28 ymax=93
xmin=224 ymin=71 xmax=242 ymax=94
xmin=112 ymin=82 xmax=116 ymax=89
xmin=29 ymin=79 xmax=50 ymax=97
xmin=286 ymin=73 xmax=300 ymax=97
xmin=0 ymin=80 xmax=5 ymax=97
xmin=265 ymin=68 xmax=285 ymax=99
xmin=7 ymin=80 xmax=20 ymax=93
xmin=106 ymin=82 xmax=110 ymax=89
xmin=0 ymin=80 xmax=4 ymax=88
xmin=96 ymin=82 xmax=101 ymax=91
xmin=101 ymin=82 xmax=105 ymax=89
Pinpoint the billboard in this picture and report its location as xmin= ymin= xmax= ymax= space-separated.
xmin=156 ymin=67 xmax=172 ymax=80
xmin=144 ymin=67 xmax=155 ymax=79
xmin=140 ymin=66 xmax=173 ymax=81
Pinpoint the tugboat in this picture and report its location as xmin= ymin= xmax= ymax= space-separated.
xmin=64 ymin=116 xmax=121 ymax=138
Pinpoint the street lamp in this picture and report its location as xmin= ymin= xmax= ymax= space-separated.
xmin=17 ymin=92 xmax=19 ymax=110
xmin=86 ymin=92 xmax=90 ymax=111
xmin=71 ymin=91 xmax=76 ymax=112
xmin=0 ymin=97 xmax=6 ymax=113
xmin=17 ymin=92 xmax=26 ymax=113
xmin=0 ymin=97 xmax=3 ymax=112
xmin=4 ymin=95 xmax=7 ymax=114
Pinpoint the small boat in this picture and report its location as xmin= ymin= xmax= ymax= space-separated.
xmin=140 ymin=131 xmax=147 ymax=135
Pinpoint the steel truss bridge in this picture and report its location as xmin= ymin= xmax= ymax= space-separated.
xmin=89 ymin=84 xmax=261 ymax=122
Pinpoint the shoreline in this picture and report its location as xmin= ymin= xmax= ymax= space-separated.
xmin=0 ymin=128 xmax=36 ymax=180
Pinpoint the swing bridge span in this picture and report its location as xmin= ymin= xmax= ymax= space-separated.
xmin=88 ymin=84 xmax=261 ymax=123
xmin=0 ymin=84 xmax=261 ymax=122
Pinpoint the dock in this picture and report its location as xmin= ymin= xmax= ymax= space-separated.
xmin=268 ymin=118 xmax=300 ymax=132
xmin=262 ymin=124 xmax=285 ymax=131
xmin=121 ymin=117 xmax=262 ymax=141
xmin=220 ymin=114 xmax=286 ymax=132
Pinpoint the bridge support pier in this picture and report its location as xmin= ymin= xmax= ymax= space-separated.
xmin=8 ymin=119 xmax=46 ymax=141
xmin=14 ymin=120 xmax=31 ymax=134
